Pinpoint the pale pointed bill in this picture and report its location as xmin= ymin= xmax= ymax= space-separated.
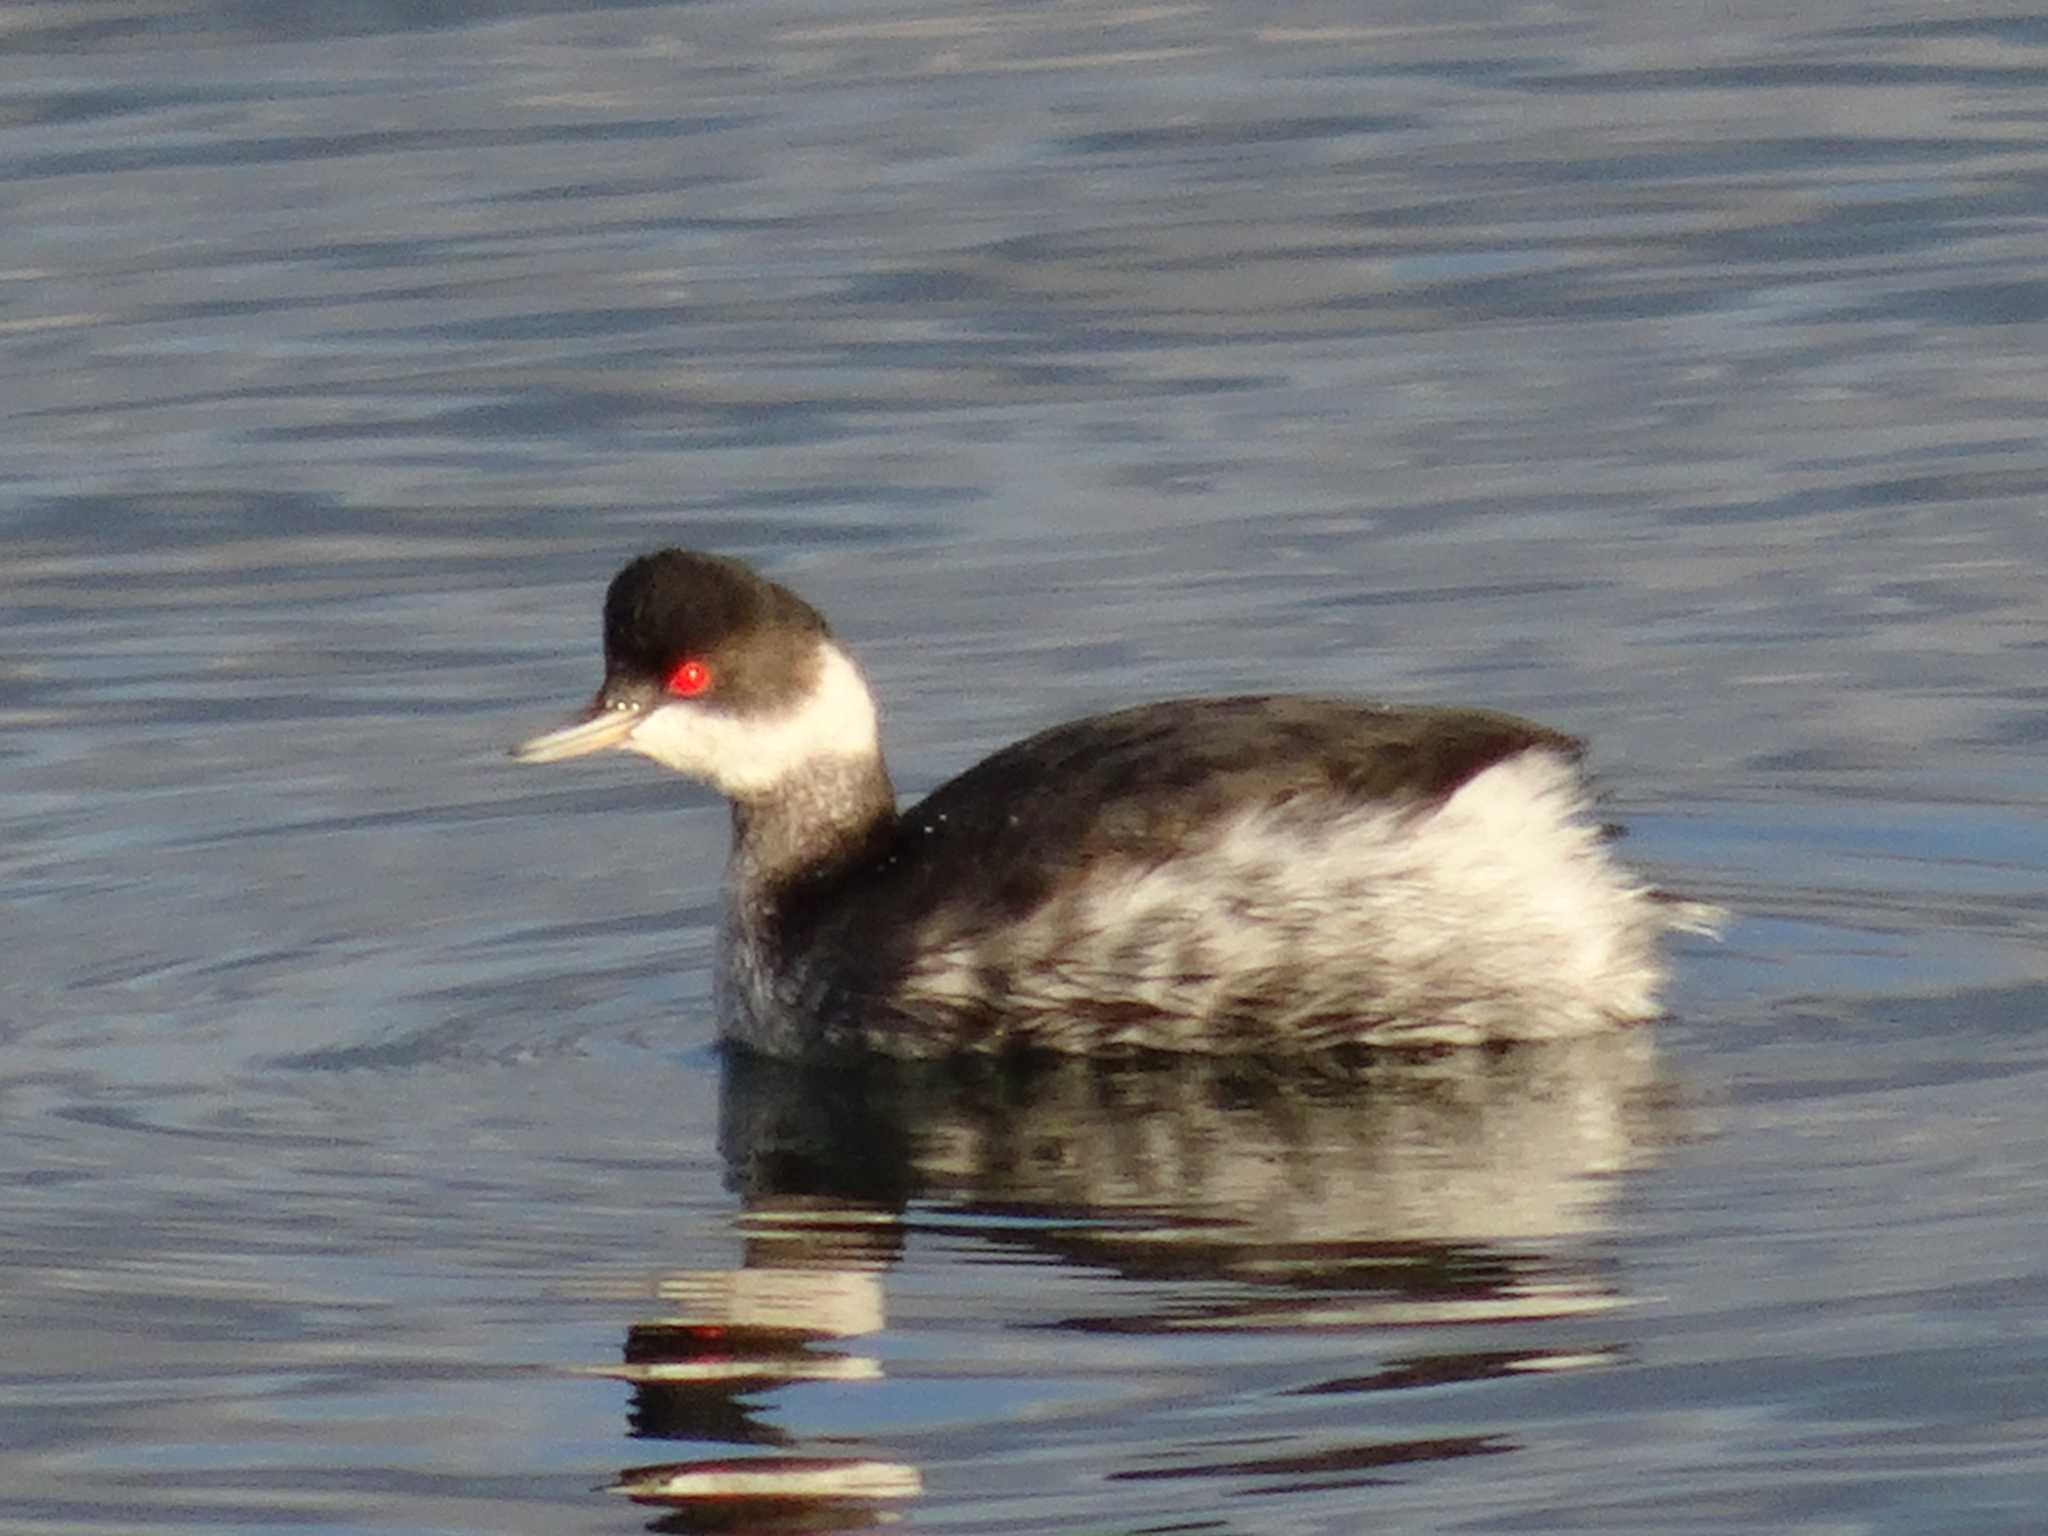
xmin=511 ymin=703 xmax=645 ymax=762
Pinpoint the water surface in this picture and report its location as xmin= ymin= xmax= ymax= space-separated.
xmin=6 ymin=2 xmax=2048 ymax=1532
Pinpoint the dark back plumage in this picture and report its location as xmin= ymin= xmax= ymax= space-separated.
xmin=900 ymin=696 xmax=1575 ymax=885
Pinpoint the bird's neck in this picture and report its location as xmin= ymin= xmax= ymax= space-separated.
xmin=727 ymin=752 xmax=898 ymax=899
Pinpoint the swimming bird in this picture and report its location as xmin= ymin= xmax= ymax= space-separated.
xmin=514 ymin=549 xmax=1705 ymax=1057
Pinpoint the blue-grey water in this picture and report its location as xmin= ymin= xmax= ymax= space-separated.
xmin=6 ymin=2 xmax=2048 ymax=1532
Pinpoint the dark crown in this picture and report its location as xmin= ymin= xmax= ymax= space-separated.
xmin=601 ymin=549 xmax=833 ymax=709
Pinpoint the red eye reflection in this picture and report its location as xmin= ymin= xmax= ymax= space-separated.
xmin=665 ymin=658 xmax=713 ymax=698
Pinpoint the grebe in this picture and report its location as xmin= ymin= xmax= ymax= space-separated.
xmin=514 ymin=550 xmax=1705 ymax=1057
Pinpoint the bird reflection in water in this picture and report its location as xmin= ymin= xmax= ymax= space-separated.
xmin=588 ymin=1221 xmax=915 ymax=1530
xmin=589 ymin=1032 xmax=1675 ymax=1529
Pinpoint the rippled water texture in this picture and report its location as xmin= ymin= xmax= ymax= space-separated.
xmin=6 ymin=2 xmax=2048 ymax=1533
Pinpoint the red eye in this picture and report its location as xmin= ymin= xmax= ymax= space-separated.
xmin=665 ymin=658 xmax=713 ymax=698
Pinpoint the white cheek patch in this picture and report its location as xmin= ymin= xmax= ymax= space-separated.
xmin=625 ymin=641 xmax=880 ymax=798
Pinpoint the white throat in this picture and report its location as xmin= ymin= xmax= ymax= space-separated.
xmin=623 ymin=639 xmax=882 ymax=799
